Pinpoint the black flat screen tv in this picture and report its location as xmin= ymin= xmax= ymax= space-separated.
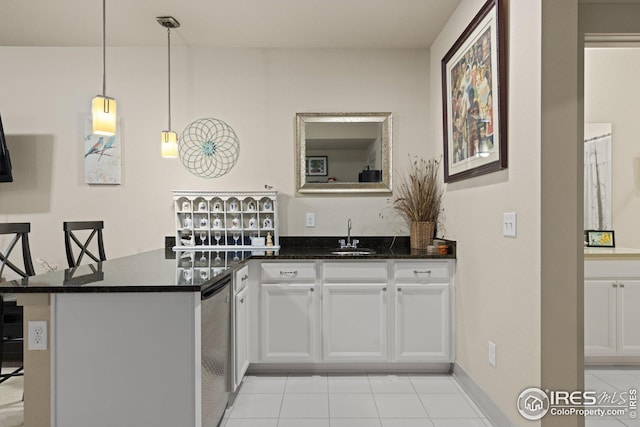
xmin=0 ymin=113 xmax=13 ymax=182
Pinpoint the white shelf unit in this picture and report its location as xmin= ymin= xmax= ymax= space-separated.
xmin=173 ymin=191 xmax=279 ymax=251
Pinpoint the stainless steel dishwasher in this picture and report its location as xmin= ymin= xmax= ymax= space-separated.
xmin=200 ymin=274 xmax=231 ymax=427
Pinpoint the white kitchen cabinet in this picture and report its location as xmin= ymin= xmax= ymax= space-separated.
xmin=260 ymin=283 xmax=319 ymax=362
xmin=584 ymin=258 xmax=640 ymax=360
xmin=322 ymin=283 xmax=389 ymax=361
xmin=258 ymin=262 xmax=319 ymax=362
xmin=232 ymin=265 xmax=250 ymax=391
xmin=261 ymin=262 xmax=316 ymax=282
xmin=584 ymin=280 xmax=617 ymax=355
xmin=393 ymin=261 xmax=453 ymax=362
xmin=252 ymin=258 xmax=454 ymax=366
xmin=394 ymin=283 xmax=450 ymax=362
xmin=233 ymin=286 xmax=249 ymax=389
xmin=617 ymin=280 xmax=640 ymax=355
xmin=321 ymin=261 xmax=389 ymax=362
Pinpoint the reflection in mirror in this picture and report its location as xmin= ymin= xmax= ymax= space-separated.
xmin=295 ymin=113 xmax=392 ymax=194
xmin=584 ymin=123 xmax=612 ymax=231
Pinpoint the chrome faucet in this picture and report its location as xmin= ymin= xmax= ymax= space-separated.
xmin=338 ymin=218 xmax=359 ymax=249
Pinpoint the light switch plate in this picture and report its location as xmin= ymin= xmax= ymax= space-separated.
xmin=503 ymin=212 xmax=517 ymax=237
xmin=306 ymin=212 xmax=316 ymax=227
xmin=489 ymin=341 xmax=497 ymax=367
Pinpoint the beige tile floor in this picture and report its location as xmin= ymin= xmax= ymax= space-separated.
xmin=222 ymin=374 xmax=494 ymax=427
xmin=584 ymin=366 xmax=640 ymax=427
xmin=1 ymin=367 xmax=638 ymax=427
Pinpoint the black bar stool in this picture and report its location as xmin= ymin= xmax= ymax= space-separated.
xmin=0 ymin=222 xmax=36 ymax=385
xmin=63 ymin=221 xmax=106 ymax=268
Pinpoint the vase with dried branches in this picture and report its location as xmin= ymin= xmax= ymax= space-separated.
xmin=393 ymin=156 xmax=444 ymax=249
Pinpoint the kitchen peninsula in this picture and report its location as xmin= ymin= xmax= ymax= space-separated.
xmin=0 ymin=239 xmax=456 ymax=427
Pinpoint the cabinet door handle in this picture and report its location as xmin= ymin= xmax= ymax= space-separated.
xmin=310 ymin=287 xmax=314 ymax=292
xmin=383 ymin=287 xmax=387 ymax=292
xmin=240 ymin=298 xmax=245 ymax=303
xmin=413 ymin=270 xmax=431 ymax=275
xmin=242 ymin=274 xmax=249 ymax=282
xmin=397 ymin=287 xmax=402 ymax=292
xmin=613 ymin=283 xmax=618 ymax=288
xmin=280 ymin=270 xmax=298 ymax=278
xmin=620 ymin=283 xmax=625 ymax=288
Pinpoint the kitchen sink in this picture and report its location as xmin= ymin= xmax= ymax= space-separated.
xmin=330 ymin=248 xmax=376 ymax=256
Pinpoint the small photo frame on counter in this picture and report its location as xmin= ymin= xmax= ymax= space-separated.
xmin=586 ymin=230 xmax=615 ymax=247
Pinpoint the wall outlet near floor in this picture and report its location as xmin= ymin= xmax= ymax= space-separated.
xmin=28 ymin=320 xmax=47 ymax=351
xmin=306 ymin=212 xmax=316 ymax=227
xmin=488 ymin=341 xmax=497 ymax=367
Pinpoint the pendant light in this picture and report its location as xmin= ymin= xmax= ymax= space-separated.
xmin=157 ymin=16 xmax=180 ymax=158
xmin=92 ymin=0 xmax=116 ymax=136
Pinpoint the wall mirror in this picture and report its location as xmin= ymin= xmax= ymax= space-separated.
xmin=295 ymin=112 xmax=392 ymax=194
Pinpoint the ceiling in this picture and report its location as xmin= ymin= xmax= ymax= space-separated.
xmin=0 ymin=0 xmax=462 ymax=48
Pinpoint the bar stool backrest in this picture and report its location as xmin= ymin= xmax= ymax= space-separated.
xmin=0 ymin=222 xmax=35 ymax=279
xmin=63 ymin=221 xmax=106 ymax=268
xmin=0 ymin=222 xmax=34 ymax=384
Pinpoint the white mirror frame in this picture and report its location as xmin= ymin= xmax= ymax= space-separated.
xmin=295 ymin=112 xmax=392 ymax=194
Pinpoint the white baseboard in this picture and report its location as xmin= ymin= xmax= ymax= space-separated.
xmin=248 ymin=362 xmax=452 ymax=374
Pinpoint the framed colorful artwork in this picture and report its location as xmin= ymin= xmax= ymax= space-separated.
xmin=441 ymin=0 xmax=507 ymax=183
xmin=84 ymin=115 xmax=121 ymax=184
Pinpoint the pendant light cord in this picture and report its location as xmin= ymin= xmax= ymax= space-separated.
xmin=167 ymin=27 xmax=172 ymax=131
xmin=102 ymin=0 xmax=106 ymax=97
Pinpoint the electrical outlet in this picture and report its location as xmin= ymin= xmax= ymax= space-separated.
xmin=306 ymin=212 xmax=316 ymax=227
xmin=488 ymin=341 xmax=497 ymax=367
xmin=28 ymin=320 xmax=47 ymax=351
xmin=503 ymin=212 xmax=517 ymax=237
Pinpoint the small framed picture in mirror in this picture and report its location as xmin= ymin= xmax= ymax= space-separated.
xmin=586 ymin=230 xmax=615 ymax=247
xmin=306 ymin=156 xmax=328 ymax=176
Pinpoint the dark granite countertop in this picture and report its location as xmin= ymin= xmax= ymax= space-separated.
xmin=0 ymin=236 xmax=455 ymax=294
xmin=262 ymin=236 xmax=456 ymax=260
xmin=0 ymin=249 xmax=238 ymax=294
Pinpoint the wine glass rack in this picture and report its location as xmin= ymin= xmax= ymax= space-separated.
xmin=173 ymin=190 xmax=279 ymax=250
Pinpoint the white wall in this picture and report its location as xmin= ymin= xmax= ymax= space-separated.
xmin=584 ymin=48 xmax=640 ymax=249
xmin=0 ymin=47 xmax=428 ymax=271
xmin=432 ymin=0 xmax=582 ymax=425
xmin=431 ymin=0 xmax=542 ymax=423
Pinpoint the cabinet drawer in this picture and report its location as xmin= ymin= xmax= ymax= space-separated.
xmin=261 ymin=262 xmax=316 ymax=282
xmin=323 ymin=262 xmax=387 ymax=282
xmin=234 ymin=265 xmax=249 ymax=293
xmin=394 ymin=262 xmax=449 ymax=282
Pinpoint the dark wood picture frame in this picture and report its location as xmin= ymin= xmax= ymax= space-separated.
xmin=441 ymin=0 xmax=507 ymax=183
xmin=586 ymin=230 xmax=615 ymax=248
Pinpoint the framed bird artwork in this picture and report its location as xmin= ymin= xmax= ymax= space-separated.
xmin=84 ymin=114 xmax=121 ymax=184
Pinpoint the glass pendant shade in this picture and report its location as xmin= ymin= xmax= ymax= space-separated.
xmin=93 ymin=0 xmax=116 ymax=137
xmin=158 ymin=17 xmax=180 ymax=158
xmin=161 ymin=131 xmax=178 ymax=158
xmin=92 ymin=95 xmax=116 ymax=136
